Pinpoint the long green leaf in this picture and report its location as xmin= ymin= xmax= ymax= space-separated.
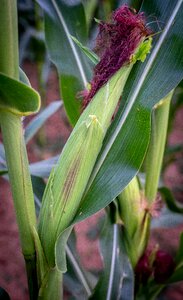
xmin=29 ymin=155 xmax=59 ymax=178
xmin=64 ymin=232 xmax=96 ymax=299
xmin=25 ymin=101 xmax=62 ymax=143
xmin=37 ymin=0 xmax=92 ymax=125
xmin=65 ymin=245 xmax=92 ymax=299
xmin=74 ymin=0 xmax=183 ymax=223
xmin=90 ymin=214 xmax=134 ymax=300
xmin=0 ymin=154 xmax=59 ymax=179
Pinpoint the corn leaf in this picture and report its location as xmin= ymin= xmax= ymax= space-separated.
xmin=0 ymin=148 xmax=59 ymax=179
xmin=0 ymin=73 xmax=40 ymax=116
xmin=37 ymin=0 xmax=92 ymax=126
xmin=74 ymin=0 xmax=183 ymax=224
xmin=90 ymin=214 xmax=134 ymax=300
xmin=64 ymin=232 xmax=95 ymax=299
xmin=25 ymin=101 xmax=62 ymax=143
xmin=29 ymin=156 xmax=59 ymax=178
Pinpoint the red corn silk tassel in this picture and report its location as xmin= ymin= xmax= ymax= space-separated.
xmin=83 ymin=5 xmax=151 ymax=108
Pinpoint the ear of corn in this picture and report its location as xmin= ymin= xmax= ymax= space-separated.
xmin=38 ymin=37 xmax=152 ymax=267
xmin=118 ymin=177 xmax=144 ymax=238
xmin=117 ymin=177 xmax=149 ymax=267
xmin=38 ymin=115 xmax=104 ymax=266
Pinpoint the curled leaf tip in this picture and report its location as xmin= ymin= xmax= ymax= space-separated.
xmin=82 ymin=4 xmax=152 ymax=108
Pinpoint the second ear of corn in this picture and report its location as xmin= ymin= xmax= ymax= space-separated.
xmin=117 ymin=177 xmax=149 ymax=267
xmin=38 ymin=38 xmax=152 ymax=267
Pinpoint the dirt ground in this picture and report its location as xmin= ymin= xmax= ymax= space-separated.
xmin=0 ymin=61 xmax=183 ymax=299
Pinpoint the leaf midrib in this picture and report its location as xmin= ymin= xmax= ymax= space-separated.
xmin=50 ymin=0 xmax=88 ymax=87
xmin=106 ymin=224 xmax=118 ymax=300
xmin=86 ymin=0 xmax=183 ymax=188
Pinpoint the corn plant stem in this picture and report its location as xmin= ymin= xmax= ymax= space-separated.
xmin=145 ymin=91 xmax=173 ymax=203
xmin=0 ymin=113 xmax=38 ymax=298
xmin=0 ymin=0 xmax=19 ymax=79
xmin=0 ymin=1 xmax=38 ymax=298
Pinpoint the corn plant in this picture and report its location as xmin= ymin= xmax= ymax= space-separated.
xmin=0 ymin=0 xmax=183 ymax=299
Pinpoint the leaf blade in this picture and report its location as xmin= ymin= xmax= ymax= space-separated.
xmin=25 ymin=101 xmax=62 ymax=143
xmin=37 ymin=0 xmax=92 ymax=125
xmin=0 ymin=73 xmax=40 ymax=116
xmin=74 ymin=0 xmax=183 ymax=223
xmin=90 ymin=215 xmax=134 ymax=300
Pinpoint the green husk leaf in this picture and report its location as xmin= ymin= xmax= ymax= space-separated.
xmin=32 ymin=227 xmax=49 ymax=285
xmin=117 ymin=177 xmax=144 ymax=238
xmin=70 ymin=35 xmax=99 ymax=65
xmin=55 ymin=227 xmax=73 ymax=273
xmin=38 ymin=115 xmax=104 ymax=266
xmin=38 ymin=267 xmax=62 ymax=299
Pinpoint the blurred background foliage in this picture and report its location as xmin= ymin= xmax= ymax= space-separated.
xmin=0 ymin=0 xmax=182 ymax=299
